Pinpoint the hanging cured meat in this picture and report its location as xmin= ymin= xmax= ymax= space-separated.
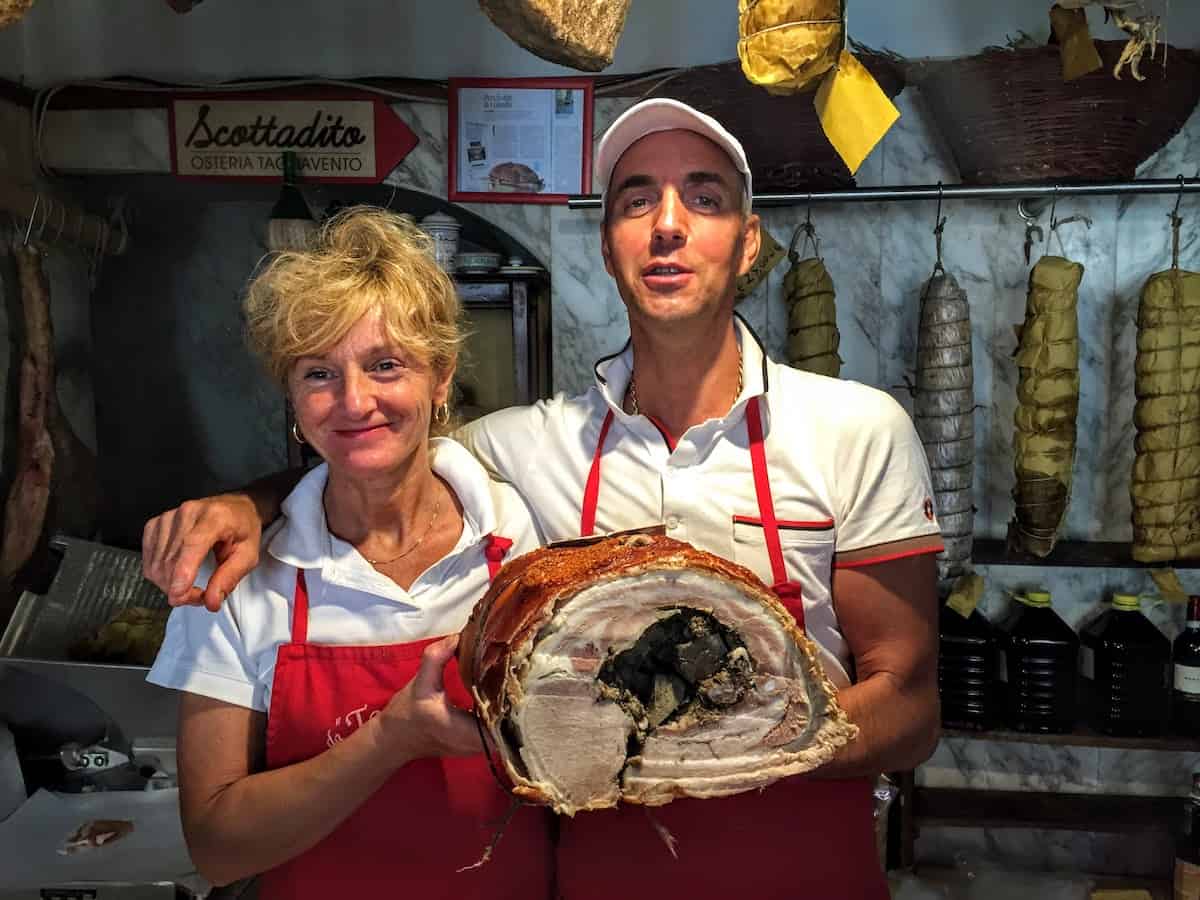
xmin=0 ymin=238 xmax=99 ymax=633
xmin=735 ymin=227 xmax=787 ymax=303
xmin=459 ymin=533 xmax=856 ymax=815
xmin=477 ymin=0 xmax=631 ymax=72
xmin=1 ymin=242 xmax=55 ymax=585
xmin=1009 ymin=256 xmax=1082 ymax=557
xmin=0 ymin=0 xmax=34 ymax=29
xmin=783 ymin=222 xmax=841 ymax=377
xmin=1131 ymin=258 xmax=1200 ymax=562
xmin=914 ymin=267 xmax=974 ymax=591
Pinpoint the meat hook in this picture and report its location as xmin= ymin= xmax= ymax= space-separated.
xmin=22 ymin=193 xmax=40 ymax=247
xmin=932 ymin=182 xmax=946 ymax=274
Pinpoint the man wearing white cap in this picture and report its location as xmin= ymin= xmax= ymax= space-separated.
xmin=143 ymin=98 xmax=942 ymax=898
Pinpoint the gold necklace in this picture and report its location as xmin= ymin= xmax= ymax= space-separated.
xmin=628 ymin=344 xmax=744 ymax=416
xmin=361 ymin=497 xmax=443 ymax=566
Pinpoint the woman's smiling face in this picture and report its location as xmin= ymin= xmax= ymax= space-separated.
xmin=288 ymin=308 xmax=452 ymax=480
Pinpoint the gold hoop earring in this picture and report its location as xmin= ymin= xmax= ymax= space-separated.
xmin=291 ymin=422 xmax=306 ymax=444
xmin=434 ymin=403 xmax=450 ymax=426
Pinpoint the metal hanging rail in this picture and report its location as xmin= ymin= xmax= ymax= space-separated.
xmin=566 ymin=177 xmax=1200 ymax=210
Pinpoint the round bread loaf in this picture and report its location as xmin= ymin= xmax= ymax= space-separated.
xmin=487 ymin=162 xmax=544 ymax=193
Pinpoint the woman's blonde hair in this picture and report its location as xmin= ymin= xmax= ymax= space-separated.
xmin=244 ymin=206 xmax=463 ymax=385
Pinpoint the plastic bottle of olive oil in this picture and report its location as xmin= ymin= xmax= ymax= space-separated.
xmin=1079 ymin=593 xmax=1170 ymax=737
xmin=938 ymin=604 xmax=999 ymax=731
xmin=997 ymin=590 xmax=1078 ymax=734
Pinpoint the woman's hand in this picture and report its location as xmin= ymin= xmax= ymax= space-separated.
xmin=374 ymin=636 xmax=482 ymax=763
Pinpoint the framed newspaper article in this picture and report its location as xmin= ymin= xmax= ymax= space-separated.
xmin=448 ymin=77 xmax=594 ymax=204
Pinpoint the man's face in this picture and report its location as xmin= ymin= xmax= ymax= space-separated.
xmin=601 ymin=129 xmax=760 ymax=329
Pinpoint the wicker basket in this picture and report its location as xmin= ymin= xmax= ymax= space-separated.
xmin=911 ymin=41 xmax=1200 ymax=184
xmin=0 ymin=0 xmax=34 ymax=29
xmin=604 ymin=49 xmax=905 ymax=191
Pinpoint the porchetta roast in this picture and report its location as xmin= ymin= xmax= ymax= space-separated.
xmin=458 ymin=534 xmax=856 ymax=815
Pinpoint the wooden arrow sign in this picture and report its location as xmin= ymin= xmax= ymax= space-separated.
xmin=169 ymin=90 xmax=419 ymax=184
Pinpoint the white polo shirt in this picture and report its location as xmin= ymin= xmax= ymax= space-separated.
xmin=455 ymin=317 xmax=942 ymax=685
xmin=147 ymin=438 xmax=542 ymax=712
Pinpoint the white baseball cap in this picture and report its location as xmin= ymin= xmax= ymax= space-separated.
xmin=594 ymin=98 xmax=753 ymax=210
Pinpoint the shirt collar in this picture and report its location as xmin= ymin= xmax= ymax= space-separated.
xmin=266 ymin=437 xmax=498 ymax=571
xmin=592 ymin=313 xmax=771 ymax=420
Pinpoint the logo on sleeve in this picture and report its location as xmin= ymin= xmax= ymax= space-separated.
xmin=923 ymin=497 xmax=935 ymax=521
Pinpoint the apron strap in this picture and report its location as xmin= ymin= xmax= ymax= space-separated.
xmin=291 ymin=569 xmax=310 ymax=645
xmin=583 ymin=400 xmax=805 ymax=630
xmin=745 ymin=398 xmax=787 ymax=586
xmin=484 ymin=534 xmax=513 ymax=580
xmin=581 ymin=410 xmax=616 ymax=537
xmin=745 ymin=398 xmax=806 ymax=631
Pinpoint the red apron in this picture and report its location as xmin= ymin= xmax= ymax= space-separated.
xmin=559 ymin=397 xmax=888 ymax=900
xmin=260 ymin=534 xmax=555 ymax=899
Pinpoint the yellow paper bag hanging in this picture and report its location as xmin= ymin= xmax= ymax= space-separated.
xmin=814 ymin=50 xmax=899 ymax=174
xmin=736 ymin=0 xmax=899 ymax=174
xmin=737 ymin=0 xmax=843 ymax=92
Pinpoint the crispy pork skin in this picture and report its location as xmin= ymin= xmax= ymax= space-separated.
xmin=459 ymin=534 xmax=856 ymax=815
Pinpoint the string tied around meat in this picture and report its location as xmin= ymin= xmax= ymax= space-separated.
xmin=457 ymin=707 xmax=531 ymax=872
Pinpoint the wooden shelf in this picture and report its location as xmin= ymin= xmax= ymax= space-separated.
xmin=972 ymin=538 xmax=1200 ymax=569
xmin=900 ymin=866 xmax=1170 ymax=899
xmin=943 ymin=726 xmax=1200 ymax=752
xmin=453 ymin=270 xmax=547 ymax=284
xmin=913 ymin=787 xmax=1178 ymax=832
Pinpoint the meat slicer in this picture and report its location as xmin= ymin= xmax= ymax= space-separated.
xmin=0 ymin=536 xmax=201 ymax=898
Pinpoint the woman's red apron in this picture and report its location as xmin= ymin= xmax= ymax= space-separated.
xmin=259 ymin=534 xmax=554 ymax=899
xmin=559 ymin=397 xmax=888 ymax=900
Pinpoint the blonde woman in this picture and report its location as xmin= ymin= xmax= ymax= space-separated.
xmin=147 ymin=207 xmax=553 ymax=898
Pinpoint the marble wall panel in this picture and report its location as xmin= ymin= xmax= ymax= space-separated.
xmin=918 ymin=737 xmax=1101 ymax=794
xmin=549 ymin=205 xmax=628 ymax=396
xmin=919 ymin=732 xmax=1200 ymax=800
xmin=383 ymin=101 xmax=552 ymax=270
xmin=915 ymin=827 xmax=1174 ymax=879
xmin=1098 ymin=746 xmax=1200 ymax=798
xmin=970 ymin=561 xmax=1199 ymax=635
